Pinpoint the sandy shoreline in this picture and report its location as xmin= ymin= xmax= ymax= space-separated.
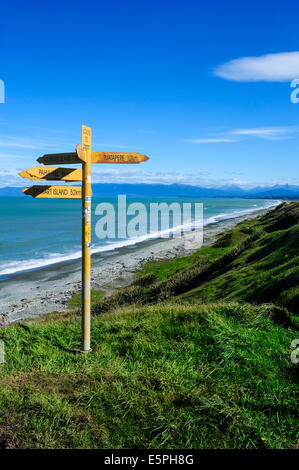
xmin=0 ymin=206 xmax=275 ymax=325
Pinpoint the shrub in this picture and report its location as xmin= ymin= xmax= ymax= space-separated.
xmin=132 ymin=273 xmax=158 ymax=287
xmin=92 ymin=286 xmax=148 ymax=315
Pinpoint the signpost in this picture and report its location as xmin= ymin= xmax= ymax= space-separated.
xmin=20 ymin=126 xmax=150 ymax=353
xmin=22 ymin=185 xmax=82 ymax=198
xmin=37 ymin=153 xmax=81 ymax=165
xmin=90 ymin=152 xmax=149 ymax=164
xmin=19 ymin=166 xmax=82 ymax=182
xmin=38 ymin=151 xmax=149 ymax=165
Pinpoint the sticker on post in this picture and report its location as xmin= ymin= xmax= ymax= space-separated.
xmin=85 ymin=225 xmax=91 ymax=243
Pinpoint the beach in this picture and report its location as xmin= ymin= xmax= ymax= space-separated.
xmin=0 ymin=205 xmax=276 ymax=325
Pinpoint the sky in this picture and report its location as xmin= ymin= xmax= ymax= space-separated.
xmin=1 ymin=0 xmax=299 ymax=188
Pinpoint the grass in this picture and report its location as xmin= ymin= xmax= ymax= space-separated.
xmin=68 ymin=289 xmax=105 ymax=309
xmin=182 ymin=220 xmax=299 ymax=310
xmin=136 ymin=246 xmax=229 ymax=282
xmin=0 ymin=302 xmax=297 ymax=449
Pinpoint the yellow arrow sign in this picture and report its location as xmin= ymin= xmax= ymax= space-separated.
xmin=22 ymin=185 xmax=82 ymax=199
xmin=37 ymin=153 xmax=81 ymax=165
xmin=90 ymin=151 xmax=149 ymax=164
xmin=38 ymin=150 xmax=150 ymax=165
xmin=19 ymin=166 xmax=82 ymax=182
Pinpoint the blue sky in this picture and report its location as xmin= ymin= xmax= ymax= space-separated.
xmin=1 ymin=0 xmax=299 ymax=188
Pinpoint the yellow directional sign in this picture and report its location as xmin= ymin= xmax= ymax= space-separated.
xmin=22 ymin=185 xmax=82 ymax=199
xmin=38 ymin=150 xmax=150 ymax=165
xmin=90 ymin=152 xmax=149 ymax=164
xmin=19 ymin=166 xmax=82 ymax=182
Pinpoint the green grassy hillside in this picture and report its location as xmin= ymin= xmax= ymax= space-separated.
xmin=0 ymin=302 xmax=297 ymax=449
xmin=91 ymin=202 xmax=299 ymax=315
xmin=0 ymin=202 xmax=298 ymax=449
xmin=182 ymin=203 xmax=299 ymax=310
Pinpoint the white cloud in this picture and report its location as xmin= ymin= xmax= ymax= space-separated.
xmin=187 ymin=126 xmax=299 ymax=144
xmin=0 ymin=133 xmax=131 ymax=153
xmin=214 ymin=51 xmax=299 ymax=82
xmin=0 ymin=168 xmax=28 ymax=187
xmin=2 ymin=167 xmax=299 ymax=189
xmin=0 ymin=135 xmax=73 ymax=150
xmin=91 ymin=169 xmax=211 ymax=185
xmin=229 ymin=125 xmax=299 ymax=140
xmin=0 ymin=142 xmax=37 ymax=149
xmin=185 ymin=138 xmax=238 ymax=143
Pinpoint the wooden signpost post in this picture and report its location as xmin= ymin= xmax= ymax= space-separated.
xmin=81 ymin=125 xmax=92 ymax=353
xmin=19 ymin=126 xmax=150 ymax=353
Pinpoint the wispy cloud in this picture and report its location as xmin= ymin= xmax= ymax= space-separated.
xmin=229 ymin=125 xmax=299 ymax=140
xmin=186 ymin=126 xmax=299 ymax=144
xmin=214 ymin=51 xmax=299 ymax=82
xmin=0 ymin=142 xmax=38 ymax=149
xmin=0 ymin=135 xmax=73 ymax=150
xmin=186 ymin=138 xmax=238 ymax=144
xmin=0 ymin=132 xmax=131 ymax=152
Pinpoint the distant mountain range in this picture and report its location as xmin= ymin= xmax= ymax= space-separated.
xmin=1 ymin=183 xmax=299 ymax=199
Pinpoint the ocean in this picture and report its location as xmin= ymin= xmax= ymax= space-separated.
xmin=0 ymin=196 xmax=280 ymax=279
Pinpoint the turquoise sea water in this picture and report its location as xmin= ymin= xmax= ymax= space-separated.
xmin=0 ymin=196 xmax=280 ymax=278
